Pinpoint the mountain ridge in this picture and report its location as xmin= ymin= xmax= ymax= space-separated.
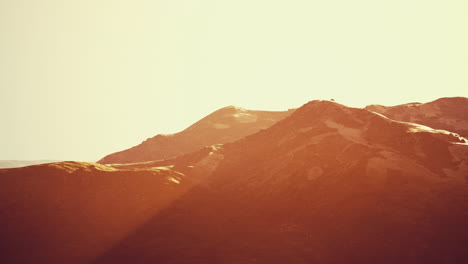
xmin=98 ymin=106 xmax=294 ymax=164
xmin=365 ymin=97 xmax=468 ymax=138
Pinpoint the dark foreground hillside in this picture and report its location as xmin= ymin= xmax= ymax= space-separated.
xmin=0 ymin=162 xmax=191 ymax=264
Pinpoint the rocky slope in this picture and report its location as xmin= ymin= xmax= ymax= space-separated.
xmin=98 ymin=106 xmax=293 ymax=164
xmin=95 ymin=100 xmax=468 ymax=264
xmin=365 ymin=97 xmax=468 ymax=138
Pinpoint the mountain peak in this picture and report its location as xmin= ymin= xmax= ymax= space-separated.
xmin=303 ymin=99 xmax=343 ymax=107
xmin=281 ymin=99 xmax=371 ymax=130
xmin=203 ymin=105 xmax=248 ymax=119
xmin=98 ymin=106 xmax=293 ymax=164
xmin=299 ymin=100 xmax=356 ymax=114
xmin=223 ymin=105 xmax=245 ymax=111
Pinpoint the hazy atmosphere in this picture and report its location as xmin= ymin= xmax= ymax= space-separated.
xmin=1 ymin=0 xmax=467 ymax=161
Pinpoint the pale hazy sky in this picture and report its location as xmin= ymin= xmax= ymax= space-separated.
xmin=1 ymin=0 xmax=467 ymax=161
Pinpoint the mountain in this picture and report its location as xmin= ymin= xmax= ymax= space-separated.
xmin=98 ymin=106 xmax=294 ymax=164
xmin=0 ymin=161 xmax=192 ymax=264
xmin=0 ymin=160 xmax=61 ymax=168
xmin=365 ymin=97 xmax=468 ymax=138
xmin=1 ymin=100 xmax=468 ymax=264
xmin=95 ymin=100 xmax=468 ymax=264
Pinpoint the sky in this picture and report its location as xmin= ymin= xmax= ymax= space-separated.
xmin=1 ymin=0 xmax=467 ymax=161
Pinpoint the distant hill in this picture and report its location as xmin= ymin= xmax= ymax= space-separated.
xmin=98 ymin=106 xmax=293 ymax=164
xmin=365 ymin=97 xmax=468 ymax=138
xmin=0 ymin=160 xmax=60 ymax=168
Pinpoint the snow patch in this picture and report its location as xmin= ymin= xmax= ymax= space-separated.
xmin=213 ymin=123 xmax=230 ymax=129
xmin=151 ymin=166 xmax=174 ymax=171
xmin=406 ymin=123 xmax=451 ymax=134
xmin=233 ymin=112 xmax=258 ymax=123
xmin=211 ymin=144 xmax=223 ymax=151
xmin=167 ymin=177 xmax=180 ymax=184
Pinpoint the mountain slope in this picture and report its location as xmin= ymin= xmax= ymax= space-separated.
xmin=365 ymin=97 xmax=468 ymax=138
xmin=96 ymin=100 xmax=468 ymax=264
xmin=98 ymin=106 xmax=293 ymax=164
xmin=0 ymin=161 xmax=192 ymax=264
xmin=2 ymin=100 xmax=468 ymax=264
